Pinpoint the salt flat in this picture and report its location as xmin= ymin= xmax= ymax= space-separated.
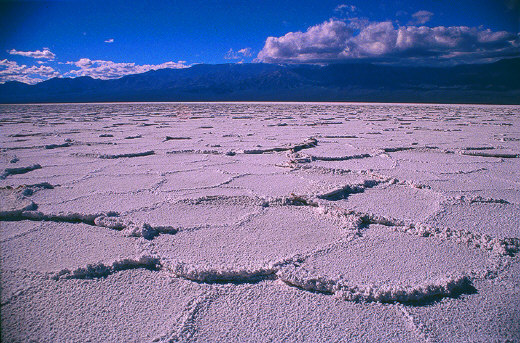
xmin=1 ymin=102 xmax=519 ymax=342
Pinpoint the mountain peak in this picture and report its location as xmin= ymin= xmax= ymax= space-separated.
xmin=1 ymin=59 xmax=519 ymax=104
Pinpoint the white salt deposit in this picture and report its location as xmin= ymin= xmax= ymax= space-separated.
xmin=1 ymin=102 xmax=519 ymax=342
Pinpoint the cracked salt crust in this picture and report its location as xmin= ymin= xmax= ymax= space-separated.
xmin=1 ymin=102 xmax=519 ymax=342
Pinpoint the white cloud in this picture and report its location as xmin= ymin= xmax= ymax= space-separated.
xmin=1 ymin=56 xmax=190 ymax=84
xmin=224 ymin=49 xmax=238 ymax=59
xmin=224 ymin=47 xmax=253 ymax=60
xmin=257 ymin=20 xmax=353 ymax=63
xmin=104 ymin=38 xmax=114 ymax=43
xmin=257 ymin=19 xmax=520 ymax=64
xmin=0 ymin=59 xmax=59 ymax=84
xmin=334 ymin=4 xmax=356 ymax=14
xmin=238 ymin=48 xmax=252 ymax=57
xmin=409 ymin=10 xmax=434 ymax=25
xmin=65 ymin=59 xmax=189 ymax=79
xmin=8 ymin=48 xmax=56 ymax=60
xmin=71 ymin=58 xmax=94 ymax=68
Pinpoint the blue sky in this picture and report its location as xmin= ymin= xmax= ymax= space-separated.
xmin=1 ymin=0 xmax=519 ymax=84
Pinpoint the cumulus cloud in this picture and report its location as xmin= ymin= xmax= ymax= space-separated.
xmin=8 ymin=48 xmax=56 ymax=60
xmin=409 ymin=10 xmax=434 ymax=25
xmin=257 ymin=19 xmax=520 ymax=64
xmin=0 ymin=59 xmax=59 ymax=84
xmin=224 ymin=47 xmax=253 ymax=60
xmin=65 ymin=59 xmax=188 ymax=79
xmin=104 ymin=38 xmax=114 ymax=43
xmin=257 ymin=20 xmax=353 ymax=63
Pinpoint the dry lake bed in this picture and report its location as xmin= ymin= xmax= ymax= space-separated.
xmin=1 ymin=102 xmax=519 ymax=342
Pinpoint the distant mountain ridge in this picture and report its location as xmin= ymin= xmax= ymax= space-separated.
xmin=1 ymin=59 xmax=519 ymax=104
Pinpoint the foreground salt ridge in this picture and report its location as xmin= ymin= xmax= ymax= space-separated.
xmin=1 ymin=103 xmax=519 ymax=342
xmin=278 ymin=265 xmax=473 ymax=303
xmin=161 ymin=197 xmax=517 ymax=304
xmin=2 ymin=196 xmax=511 ymax=304
xmin=52 ymin=255 xmax=161 ymax=280
xmin=47 ymin=256 xmax=501 ymax=309
xmin=3 ymin=181 xmax=517 ymax=257
xmin=45 ymin=251 xmax=477 ymax=305
xmin=4 ymin=184 xmax=512 ymax=304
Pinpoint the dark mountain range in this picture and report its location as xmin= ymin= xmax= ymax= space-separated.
xmin=1 ymin=59 xmax=519 ymax=104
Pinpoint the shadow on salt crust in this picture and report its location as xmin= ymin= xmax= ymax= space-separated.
xmin=278 ymin=226 xmax=493 ymax=304
xmin=333 ymin=183 xmax=444 ymax=222
xmin=405 ymin=260 xmax=520 ymax=342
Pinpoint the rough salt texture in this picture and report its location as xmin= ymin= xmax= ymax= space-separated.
xmin=1 ymin=102 xmax=519 ymax=342
xmin=426 ymin=199 xmax=520 ymax=239
xmin=155 ymin=204 xmax=346 ymax=273
xmin=277 ymin=225 xmax=493 ymax=303
xmin=168 ymin=281 xmax=420 ymax=342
